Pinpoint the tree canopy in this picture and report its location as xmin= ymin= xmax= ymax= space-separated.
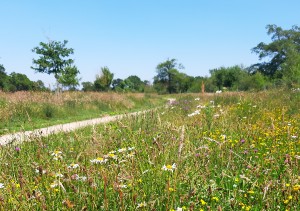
xmin=31 ymin=40 xmax=80 ymax=89
xmin=251 ymin=24 xmax=300 ymax=83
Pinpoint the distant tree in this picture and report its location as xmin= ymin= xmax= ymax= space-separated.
xmin=94 ymin=67 xmax=114 ymax=91
xmin=32 ymin=80 xmax=48 ymax=91
xmin=0 ymin=64 xmax=8 ymax=90
xmin=154 ymin=58 xmax=185 ymax=93
xmin=31 ymin=40 xmax=80 ymax=89
xmin=112 ymin=78 xmax=125 ymax=91
xmin=57 ymin=65 xmax=80 ymax=90
xmin=124 ymin=75 xmax=145 ymax=92
xmin=82 ymin=81 xmax=94 ymax=91
xmin=210 ymin=65 xmax=247 ymax=90
xmin=251 ymin=24 xmax=300 ymax=84
xmin=8 ymin=72 xmax=34 ymax=91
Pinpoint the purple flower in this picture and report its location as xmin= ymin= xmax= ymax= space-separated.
xmin=195 ymin=153 xmax=200 ymax=157
xmin=15 ymin=147 xmax=20 ymax=152
xmin=240 ymin=139 xmax=245 ymax=144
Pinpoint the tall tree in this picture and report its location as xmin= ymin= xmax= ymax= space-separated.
xmin=154 ymin=58 xmax=184 ymax=93
xmin=94 ymin=67 xmax=114 ymax=91
xmin=31 ymin=40 xmax=80 ymax=89
xmin=251 ymin=24 xmax=300 ymax=81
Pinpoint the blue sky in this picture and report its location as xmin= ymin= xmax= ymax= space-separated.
xmin=0 ymin=0 xmax=299 ymax=87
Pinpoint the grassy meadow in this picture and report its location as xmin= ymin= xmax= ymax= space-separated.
xmin=0 ymin=90 xmax=299 ymax=210
xmin=0 ymin=91 xmax=166 ymax=135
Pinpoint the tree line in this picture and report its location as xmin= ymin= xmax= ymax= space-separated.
xmin=1 ymin=24 xmax=300 ymax=93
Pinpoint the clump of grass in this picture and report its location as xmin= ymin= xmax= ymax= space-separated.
xmin=0 ymin=90 xmax=299 ymax=210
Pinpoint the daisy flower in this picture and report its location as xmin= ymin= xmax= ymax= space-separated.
xmin=162 ymin=163 xmax=176 ymax=172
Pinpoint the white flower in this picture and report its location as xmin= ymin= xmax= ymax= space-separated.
xmin=90 ymin=157 xmax=108 ymax=164
xmin=55 ymin=173 xmax=64 ymax=178
xmin=176 ymin=208 xmax=183 ymax=211
xmin=50 ymin=180 xmax=60 ymax=188
xmin=51 ymin=150 xmax=63 ymax=160
xmin=162 ymin=163 xmax=176 ymax=172
xmin=35 ymin=169 xmax=47 ymax=174
xmin=137 ymin=201 xmax=147 ymax=208
xmin=127 ymin=152 xmax=135 ymax=158
xmin=128 ymin=147 xmax=135 ymax=151
xmin=118 ymin=148 xmax=127 ymax=153
xmin=291 ymin=135 xmax=297 ymax=139
xmin=68 ymin=163 xmax=80 ymax=169
xmin=0 ymin=183 xmax=4 ymax=189
xmin=194 ymin=98 xmax=200 ymax=101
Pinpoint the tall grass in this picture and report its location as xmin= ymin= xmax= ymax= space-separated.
xmin=0 ymin=90 xmax=299 ymax=210
xmin=0 ymin=91 xmax=166 ymax=135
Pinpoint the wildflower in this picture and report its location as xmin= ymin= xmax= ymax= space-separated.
xmin=168 ymin=187 xmax=175 ymax=192
xmin=0 ymin=183 xmax=4 ymax=189
xmin=118 ymin=148 xmax=127 ymax=153
xmin=127 ymin=152 xmax=135 ymax=158
xmin=15 ymin=147 xmax=20 ymax=152
xmin=55 ymin=173 xmax=64 ymax=178
xmin=128 ymin=147 xmax=135 ymax=151
xmin=50 ymin=180 xmax=60 ymax=188
xmin=240 ymin=139 xmax=245 ymax=144
xmin=137 ymin=201 xmax=147 ymax=208
xmin=106 ymin=153 xmax=117 ymax=160
xmin=293 ymin=184 xmax=300 ymax=191
xmin=195 ymin=98 xmax=200 ymax=101
xmin=200 ymin=199 xmax=207 ymax=205
xmin=283 ymin=199 xmax=289 ymax=204
xmin=51 ymin=150 xmax=63 ymax=160
xmin=68 ymin=163 xmax=80 ymax=169
xmin=247 ymin=190 xmax=254 ymax=194
xmin=212 ymin=196 xmax=219 ymax=202
xmin=90 ymin=157 xmax=108 ymax=164
xmin=288 ymin=195 xmax=292 ymax=200
xmin=162 ymin=163 xmax=176 ymax=172
xmin=286 ymin=183 xmax=290 ymax=187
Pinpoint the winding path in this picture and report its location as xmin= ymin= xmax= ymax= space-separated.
xmin=0 ymin=99 xmax=176 ymax=146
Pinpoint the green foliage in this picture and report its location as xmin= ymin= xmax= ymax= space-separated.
xmin=31 ymin=40 xmax=79 ymax=89
xmin=94 ymin=67 xmax=114 ymax=91
xmin=154 ymin=58 xmax=188 ymax=93
xmin=251 ymin=24 xmax=300 ymax=82
xmin=57 ymin=65 xmax=80 ymax=90
xmin=81 ymin=81 xmax=94 ymax=91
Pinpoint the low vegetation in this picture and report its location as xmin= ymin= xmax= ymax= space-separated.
xmin=0 ymin=91 xmax=166 ymax=135
xmin=0 ymin=90 xmax=299 ymax=210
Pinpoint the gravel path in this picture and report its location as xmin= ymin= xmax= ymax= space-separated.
xmin=0 ymin=99 xmax=176 ymax=146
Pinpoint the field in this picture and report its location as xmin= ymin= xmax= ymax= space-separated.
xmin=0 ymin=90 xmax=299 ymax=210
xmin=0 ymin=91 xmax=166 ymax=135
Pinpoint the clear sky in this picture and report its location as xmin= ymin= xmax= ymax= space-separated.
xmin=0 ymin=0 xmax=299 ymax=87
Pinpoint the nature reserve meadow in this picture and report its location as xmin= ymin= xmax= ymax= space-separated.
xmin=0 ymin=90 xmax=299 ymax=210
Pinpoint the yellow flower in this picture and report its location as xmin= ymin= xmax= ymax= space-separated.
xmin=200 ymin=199 xmax=207 ymax=205
xmin=212 ymin=196 xmax=219 ymax=202
xmin=283 ymin=199 xmax=289 ymax=204
xmin=286 ymin=183 xmax=290 ymax=187
xmin=168 ymin=187 xmax=175 ymax=192
xmin=288 ymin=195 xmax=292 ymax=200
xmin=235 ymin=178 xmax=239 ymax=182
xmin=247 ymin=190 xmax=254 ymax=194
xmin=293 ymin=184 xmax=300 ymax=191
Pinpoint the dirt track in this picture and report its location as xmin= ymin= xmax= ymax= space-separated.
xmin=0 ymin=99 xmax=176 ymax=146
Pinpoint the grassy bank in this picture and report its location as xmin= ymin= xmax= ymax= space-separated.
xmin=0 ymin=91 xmax=166 ymax=135
xmin=0 ymin=90 xmax=299 ymax=210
